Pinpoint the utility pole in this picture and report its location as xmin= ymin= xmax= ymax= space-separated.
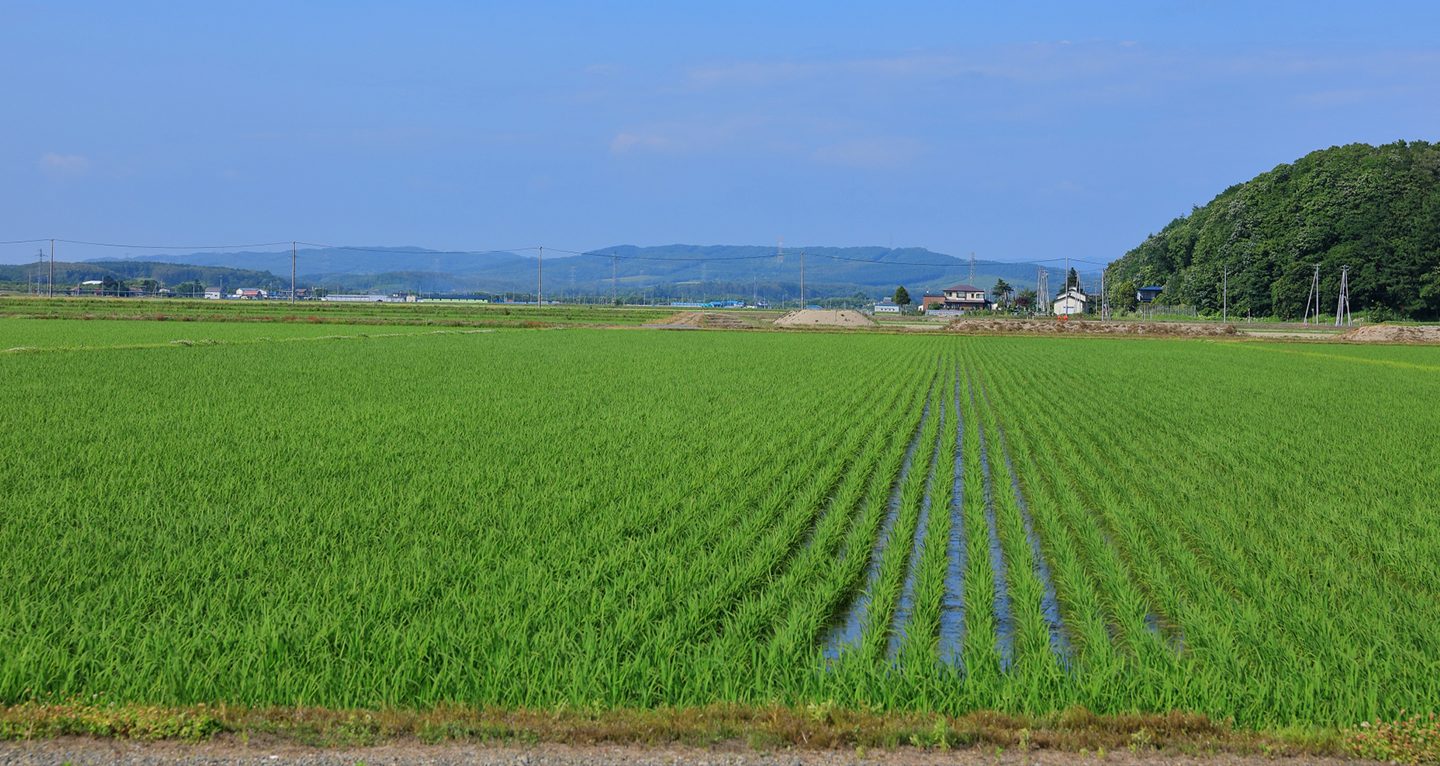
xmin=1222 ymin=266 xmax=1228 ymax=322
xmin=1303 ymin=263 xmax=1321 ymax=324
xmin=969 ymin=252 xmax=975 ymax=284
xmin=1036 ymin=268 xmax=1049 ymax=315
xmin=611 ymin=254 xmax=618 ymax=305
xmin=800 ymin=250 xmax=806 ymax=307
xmin=1335 ymin=265 xmax=1352 ymax=326
xmin=291 ymin=241 xmax=297 ymax=303
xmin=48 ymin=239 xmax=54 ymax=297
xmin=1101 ymin=268 xmax=1109 ymax=320
xmin=537 ymin=246 xmax=543 ymax=305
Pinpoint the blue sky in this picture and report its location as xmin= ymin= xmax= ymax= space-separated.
xmin=3 ymin=1 xmax=1439 ymax=265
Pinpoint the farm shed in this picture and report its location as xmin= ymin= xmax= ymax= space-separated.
xmin=1052 ymin=288 xmax=1088 ymax=315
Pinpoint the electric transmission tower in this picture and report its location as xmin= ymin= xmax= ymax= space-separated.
xmin=1036 ymin=268 xmax=1050 ymax=315
xmin=1334 ymin=265 xmax=1352 ymax=326
xmin=1303 ymin=263 xmax=1322 ymax=324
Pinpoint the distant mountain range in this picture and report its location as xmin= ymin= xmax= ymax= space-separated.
xmin=62 ymin=244 xmax=1064 ymax=300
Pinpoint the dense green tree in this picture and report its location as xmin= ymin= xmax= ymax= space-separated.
xmin=1111 ymin=279 xmax=1139 ymax=312
xmin=992 ymin=278 xmax=1013 ymax=306
xmin=893 ymin=285 xmax=911 ymax=306
xmin=1107 ymin=141 xmax=1440 ymax=319
xmin=1014 ymin=288 xmax=1037 ymax=311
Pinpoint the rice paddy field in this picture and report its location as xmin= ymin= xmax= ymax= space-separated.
xmin=2 ymin=315 xmax=1438 ymax=732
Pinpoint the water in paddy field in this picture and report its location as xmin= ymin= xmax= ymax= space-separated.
xmin=887 ymin=395 xmax=945 ymax=659
xmin=973 ymin=382 xmax=1015 ymax=671
xmin=822 ymin=391 xmax=932 ymax=660
xmin=938 ymin=371 xmax=967 ymax=667
xmin=995 ymin=421 xmax=1073 ymax=667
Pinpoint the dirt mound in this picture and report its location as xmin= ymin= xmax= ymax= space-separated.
xmin=773 ymin=309 xmax=876 ymax=328
xmin=947 ymin=318 xmax=1238 ymax=337
xmin=647 ymin=311 xmax=752 ymax=329
xmin=1340 ymin=324 xmax=1440 ymax=343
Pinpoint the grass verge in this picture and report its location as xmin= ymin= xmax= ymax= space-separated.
xmin=0 ymin=702 xmax=1354 ymax=757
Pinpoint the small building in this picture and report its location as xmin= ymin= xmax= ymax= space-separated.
xmin=1137 ymin=286 xmax=1163 ymax=304
xmin=234 ymin=288 xmax=267 ymax=300
xmin=919 ymin=294 xmax=946 ymax=312
xmin=1053 ymin=288 xmax=1088 ymax=316
xmin=203 ymin=287 xmax=223 ymax=300
xmin=873 ymin=300 xmax=901 ymax=314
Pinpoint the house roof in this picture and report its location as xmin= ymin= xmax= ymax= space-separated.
xmin=944 ymin=284 xmax=984 ymax=293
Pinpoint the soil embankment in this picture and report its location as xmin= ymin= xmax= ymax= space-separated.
xmin=1340 ymin=324 xmax=1440 ymax=343
xmin=774 ymin=309 xmax=876 ymax=328
xmin=947 ymin=319 xmax=1238 ymax=337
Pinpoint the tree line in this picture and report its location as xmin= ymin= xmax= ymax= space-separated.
xmin=1106 ymin=141 xmax=1440 ymax=320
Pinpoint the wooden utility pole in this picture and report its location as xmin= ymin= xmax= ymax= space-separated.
xmin=1335 ymin=265 xmax=1352 ymax=326
xmin=48 ymin=239 xmax=54 ymax=297
xmin=799 ymin=250 xmax=805 ymax=307
xmin=537 ymin=246 xmax=543 ymax=305
xmin=1222 ymin=266 xmax=1228 ymax=322
xmin=291 ymin=241 xmax=297 ymax=303
xmin=611 ymin=254 xmax=618 ymax=305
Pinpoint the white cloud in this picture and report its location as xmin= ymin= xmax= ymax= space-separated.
xmin=609 ymin=118 xmax=768 ymax=156
xmin=811 ymin=138 xmax=924 ymax=170
xmin=39 ymin=152 xmax=89 ymax=176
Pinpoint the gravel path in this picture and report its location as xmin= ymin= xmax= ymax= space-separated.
xmin=0 ymin=739 xmax=1373 ymax=766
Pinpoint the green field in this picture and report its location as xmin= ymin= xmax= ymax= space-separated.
xmin=1 ymin=321 xmax=1437 ymax=730
xmin=0 ymin=317 xmax=452 ymax=351
xmin=0 ymin=296 xmax=706 ymax=327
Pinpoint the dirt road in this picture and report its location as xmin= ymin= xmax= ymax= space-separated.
xmin=0 ymin=739 xmax=1375 ymax=766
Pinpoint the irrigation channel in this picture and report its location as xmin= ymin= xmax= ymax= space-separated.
xmin=821 ymin=360 xmax=1167 ymax=672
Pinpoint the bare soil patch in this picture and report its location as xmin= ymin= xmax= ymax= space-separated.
xmin=1339 ymin=324 xmax=1440 ymax=344
xmin=773 ymin=310 xmax=876 ymax=328
xmin=947 ymin=319 xmax=1238 ymax=337
xmin=646 ymin=312 xmax=756 ymax=330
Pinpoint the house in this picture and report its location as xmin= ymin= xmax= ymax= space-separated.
xmin=320 ymin=294 xmax=395 ymax=302
xmin=919 ymin=294 xmax=946 ymax=312
xmin=1136 ymin=286 xmax=1163 ymax=304
xmin=1053 ymin=288 xmax=1088 ymax=316
xmin=70 ymin=279 xmax=105 ymax=296
xmin=939 ymin=284 xmax=989 ymax=311
xmin=203 ymin=287 xmax=223 ymax=300
xmin=234 ymin=288 xmax=267 ymax=300
xmin=873 ymin=300 xmax=901 ymax=314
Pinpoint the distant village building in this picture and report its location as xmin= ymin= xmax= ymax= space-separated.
xmin=938 ymin=284 xmax=990 ymax=311
xmin=920 ymin=294 xmax=945 ymax=312
xmin=234 ymin=288 xmax=267 ymax=300
xmin=1053 ymin=288 xmax=1088 ymax=316
xmin=873 ymin=299 xmax=901 ymax=314
xmin=204 ymin=287 xmax=223 ymax=300
xmin=1137 ymin=286 xmax=1163 ymax=304
xmin=321 ymin=294 xmax=396 ymax=303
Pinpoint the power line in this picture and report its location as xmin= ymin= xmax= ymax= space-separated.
xmin=56 ymin=239 xmax=294 ymax=250
xmin=295 ymin=242 xmax=539 ymax=255
xmin=0 ymin=238 xmax=51 ymax=245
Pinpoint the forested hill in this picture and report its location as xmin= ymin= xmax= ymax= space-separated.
xmin=1106 ymin=141 xmax=1440 ymax=319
